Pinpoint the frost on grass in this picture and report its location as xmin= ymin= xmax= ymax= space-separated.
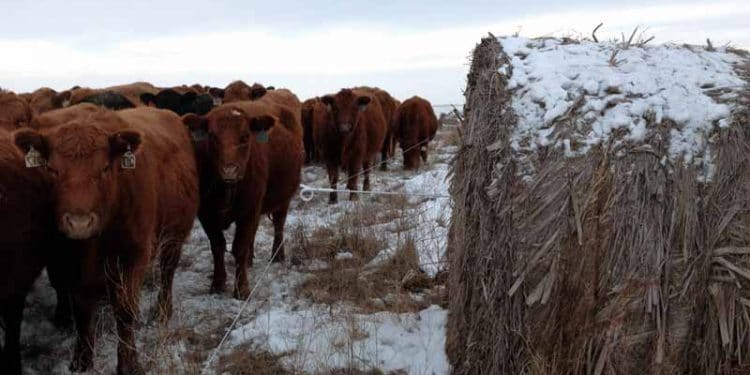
xmin=498 ymin=36 xmax=748 ymax=181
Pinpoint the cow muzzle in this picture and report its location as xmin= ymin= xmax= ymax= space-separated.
xmin=221 ymin=164 xmax=241 ymax=183
xmin=61 ymin=212 xmax=99 ymax=240
xmin=339 ymin=123 xmax=352 ymax=133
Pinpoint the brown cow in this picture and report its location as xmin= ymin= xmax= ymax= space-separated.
xmin=393 ymin=96 xmax=438 ymax=170
xmin=13 ymin=104 xmax=199 ymax=374
xmin=0 ymin=91 xmax=32 ymax=130
xmin=317 ymin=88 xmax=387 ymax=203
xmin=0 ymin=130 xmax=55 ymax=375
xmin=27 ymin=87 xmax=72 ymax=115
xmin=182 ymin=99 xmax=303 ymax=299
xmin=301 ymin=97 xmax=330 ymax=163
xmin=354 ymin=86 xmax=400 ymax=169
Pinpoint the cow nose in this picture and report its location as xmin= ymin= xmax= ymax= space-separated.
xmin=62 ymin=212 xmax=98 ymax=239
xmin=221 ymin=164 xmax=240 ymax=182
xmin=339 ymin=123 xmax=352 ymax=133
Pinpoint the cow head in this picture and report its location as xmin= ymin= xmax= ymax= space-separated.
xmin=0 ymin=92 xmax=32 ymax=130
xmin=141 ymin=89 xmax=215 ymax=116
xmin=182 ymin=106 xmax=274 ymax=183
xmin=12 ymin=121 xmax=142 ymax=239
xmin=321 ymin=89 xmax=371 ymax=136
xmin=223 ymin=81 xmax=272 ymax=103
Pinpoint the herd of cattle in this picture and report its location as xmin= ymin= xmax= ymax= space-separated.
xmin=0 ymin=80 xmax=439 ymax=374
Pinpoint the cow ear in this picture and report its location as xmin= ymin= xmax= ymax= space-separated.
xmin=249 ymin=115 xmax=275 ymax=132
xmin=356 ymin=96 xmax=371 ymax=112
xmin=182 ymin=114 xmax=208 ymax=141
xmin=321 ymin=95 xmax=335 ymax=111
xmin=140 ymin=93 xmax=157 ymax=106
xmin=109 ymin=130 xmax=142 ymax=158
xmin=13 ymin=129 xmax=49 ymax=163
xmin=250 ymin=85 xmax=267 ymax=100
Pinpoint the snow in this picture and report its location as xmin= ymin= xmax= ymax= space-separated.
xmin=19 ymin=124 xmax=456 ymax=374
xmin=228 ymin=304 xmax=448 ymax=374
xmin=498 ymin=36 xmax=748 ymax=179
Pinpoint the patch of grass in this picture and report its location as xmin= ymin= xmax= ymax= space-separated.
xmin=217 ymin=344 xmax=292 ymax=375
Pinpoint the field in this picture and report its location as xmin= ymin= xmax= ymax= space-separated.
xmin=17 ymin=116 xmax=459 ymax=375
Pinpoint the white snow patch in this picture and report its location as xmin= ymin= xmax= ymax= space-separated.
xmin=498 ymin=36 xmax=748 ymax=180
xmin=228 ymin=304 xmax=448 ymax=374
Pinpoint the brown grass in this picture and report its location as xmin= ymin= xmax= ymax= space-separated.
xmin=217 ymin=344 xmax=292 ymax=375
xmin=448 ymin=35 xmax=750 ymax=374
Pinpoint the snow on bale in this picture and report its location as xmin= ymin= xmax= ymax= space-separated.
xmin=447 ymin=34 xmax=750 ymax=374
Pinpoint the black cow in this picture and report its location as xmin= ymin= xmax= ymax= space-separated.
xmin=141 ymin=89 xmax=215 ymax=116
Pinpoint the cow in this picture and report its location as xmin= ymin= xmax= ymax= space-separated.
xmin=182 ymin=99 xmax=303 ymax=299
xmin=0 ymin=130 xmax=55 ymax=375
xmin=353 ymin=86 xmax=400 ymax=169
xmin=222 ymin=80 xmax=275 ymax=103
xmin=27 ymin=87 xmax=71 ymax=115
xmin=301 ymin=97 xmax=329 ymax=163
xmin=13 ymin=104 xmax=199 ymax=374
xmin=79 ymin=91 xmax=137 ymax=110
xmin=317 ymin=88 xmax=387 ymax=203
xmin=0 ymin=92 xmax=32 ymax=130
xmin=140 ymin=88 xmax=215 ymax=116
xmin=392 ymin=96 xmax=438 ymax=170
xmin=68 ymin=82 xmax=159 ymax=108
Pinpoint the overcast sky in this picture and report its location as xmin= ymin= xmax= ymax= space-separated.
xmin=1 ymin=0 xmax=748 ymax=107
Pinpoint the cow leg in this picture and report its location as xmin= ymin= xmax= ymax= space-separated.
xmin=420 ymin=144 xmax=428 ymax=164
xmin=231 ymin=215 xmax=261 ymax=299
xmin=201 ymin=218 xmax=227 ymax=294
xmin=156 ymin=240 xmax=182 ymax=323
xmin=362 ymin=159 xmax=372 ymax=192
xmin=270 ymin=202 xmax=290 ymax=263
xmin=0 ymin=295 xmax=24 ymax=375
xmin=346 ymin=162 xmax=360 ymax=201
xmin=380 ymin=134 xmax=390 ymax=171
xmin=327 ymin=164 xmax=339 ymax=204
xmin=70 ymin=290 xmax=99 ymax=373
xmin=110 ymin=267 xmax=145 ymax=375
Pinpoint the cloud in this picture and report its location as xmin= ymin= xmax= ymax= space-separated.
xmin=0 ymin=1 xmax=747 ymax=104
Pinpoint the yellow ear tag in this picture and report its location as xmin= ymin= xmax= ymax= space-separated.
xmin=25 ymin=145 xmax=45 ymax=168
xmin=121 ymin=145 xmax=136 ymax=169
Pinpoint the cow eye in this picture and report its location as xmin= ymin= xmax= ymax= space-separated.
xmin=240 ymin=133 xmax=250 ymax=144
xmin=101 ymin=165 xmax=111 ymax=175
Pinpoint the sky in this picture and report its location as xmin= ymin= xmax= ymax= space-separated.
xmin=1 ymin=0 xmax=748 ymax=107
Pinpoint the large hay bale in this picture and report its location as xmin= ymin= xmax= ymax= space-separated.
xmin=448 ymin=35 xmax=750 ymax=374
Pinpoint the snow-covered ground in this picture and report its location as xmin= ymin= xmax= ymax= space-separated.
xmin=18 ymin=123 xmax=456 ymax=374
xmin=498 ymin=36 xmax=749 ymax=180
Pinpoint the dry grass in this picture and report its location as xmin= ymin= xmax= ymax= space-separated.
xmin=217 ymin=344 xmax=292 ymax=375
xmin=448 ymin=34 xmax=750 ymax=374
xmin=292 ymin=182 xmax=445 ymax=314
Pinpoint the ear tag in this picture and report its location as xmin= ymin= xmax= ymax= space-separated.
xmin=121 ymin=145 xmax=136 ymax=169
xmin=25 ymin=145 xmax=45 ymax=168
xmin=256 ymin=130 xmax=269 ymax=144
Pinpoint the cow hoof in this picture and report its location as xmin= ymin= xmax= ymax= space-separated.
xmin=53 ymin=310 xmax=73 ymax=330
xmin=209 ymin=282 xmax=225 ymax=294
xmin=349 ymin=194 xmax=359 ymax=201
xmin=70 ymin=356 xmax=93 ymax=373
xmin=233 ymin=286 xmax=251 ymax=300
xmin=118 ymin=362 xmax=145 ymax=375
